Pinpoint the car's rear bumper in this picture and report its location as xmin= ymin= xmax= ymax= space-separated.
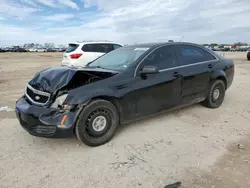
xmin=15 ymin=97 xmax=78 ymax=138
xmin=61 ymin=60 xmax=84 ymax=68
xmin=61 ymin=59 xmax=74 ymax=67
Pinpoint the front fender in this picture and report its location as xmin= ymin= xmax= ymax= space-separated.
xmin=65 ymin=88 xmax=116 ymax=105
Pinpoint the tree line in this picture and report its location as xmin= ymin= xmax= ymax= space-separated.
xmin=23 ymin=43 xmax=66 ymax=49
xmin=202 ymin=42 xmax=249 ymax=47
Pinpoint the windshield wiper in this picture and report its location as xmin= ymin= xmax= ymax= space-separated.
xmin=88 ymin=65 xmax=109 ymax=70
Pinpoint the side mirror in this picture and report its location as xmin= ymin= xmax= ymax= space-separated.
xmin=140 ymin=66 xmax=159 ymax=75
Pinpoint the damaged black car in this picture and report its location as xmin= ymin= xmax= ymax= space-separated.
xmin=16 ymin=42 xmax=234 ymax=146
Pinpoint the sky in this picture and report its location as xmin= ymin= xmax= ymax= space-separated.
xmin=0 ymin=0 xmax=250 ymax=46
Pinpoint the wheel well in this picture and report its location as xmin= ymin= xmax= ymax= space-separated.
xmin=73 ymin=96 xmax=122 ymax=134
xmin=217 ymin=76 xmax=227 ymax=89
xmin=91 ymin=96 xmax=122 ymax=123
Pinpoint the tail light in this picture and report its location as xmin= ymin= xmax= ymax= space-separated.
xmin=70 ymin=53 xmax=82 ymax=59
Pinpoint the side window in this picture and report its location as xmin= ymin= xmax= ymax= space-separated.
xmin=141 ymin=46 xmax=176 ymax=69
xmin=82 ymin=44 xmax=114 ymax=53
xmin=113 ymin=44 xmax=122 ymax=50
xmin=82 ymin=44 xmax=93 ymax=52
xmin=204 ymin=50 xmax=216 ymax=60
xmin=101 ymin=44 xmax=114 ymax=53
xmin=178 ymin=45 xmax=214 ymax=65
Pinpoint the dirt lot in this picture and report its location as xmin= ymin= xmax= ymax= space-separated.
xmin=0 ymin=52 xmax=250 ymax=188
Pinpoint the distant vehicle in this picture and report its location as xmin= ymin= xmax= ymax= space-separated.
xmin=46 ymin=48 xmax=57 ymax=52
xmin=16 ymin=42 xmax=234 ymax=146
xmin=0 ymin=48 xmax=6 ymax=52
xmin=62 ymin=41 xmax=123 ymax=67
xmin=55 ymin=48 xmax=66 ymax=52
xmin=247 ymin=49 xmax=250 ymax=60
xmin=3 ymin=48 xmax=10 ymax=52
xmin=222 ymin=47 xmax=230 ymax=52
xmin=212 ymin=46 xmax=220 ymax=51
xmin=241 ymin=47 xmax=249 ymax=52
xmin=28 ymin=48 xmax=46 ymax=52
xmin=27 ymin=48 xmax=36 ymax=52
xmin=11 ymin=47 xmax=27 ymax=52
xmin=36 ymin=48 xmax=46 ymax=52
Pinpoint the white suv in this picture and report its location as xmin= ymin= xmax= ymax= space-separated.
xmin=62 ymin=41 xmax=123 ymax=67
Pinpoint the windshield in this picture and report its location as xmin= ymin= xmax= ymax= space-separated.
xmin=87 ymin=47 xmax=149 ymax=71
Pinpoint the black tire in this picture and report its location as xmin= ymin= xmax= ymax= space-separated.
xmin=75 ymin=99 xmax=119 ymax=147
xmin=202 ymin=80 xmax=226 ymax=108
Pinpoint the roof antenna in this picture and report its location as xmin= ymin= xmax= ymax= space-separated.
xmin=179 ymin=36 xmax=184 ymax=42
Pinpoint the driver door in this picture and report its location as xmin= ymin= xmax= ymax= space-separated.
xmin=133 ymin=45 xmax=182 ymax=117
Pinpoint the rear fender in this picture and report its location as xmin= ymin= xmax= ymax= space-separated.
xmin=210 ymin=70 xmax=227 ymax=89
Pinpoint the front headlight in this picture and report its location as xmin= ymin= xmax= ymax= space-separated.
xmin=50 ymin=94 xmax=68 ymax=109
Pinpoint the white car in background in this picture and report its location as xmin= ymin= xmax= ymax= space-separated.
xmin=29 ymin=48 xmax=46 ymax=52
xmin=61 ymin=41 xmax=123 ymax=67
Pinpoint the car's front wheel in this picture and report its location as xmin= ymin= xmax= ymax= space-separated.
xmin=75 ymin=99 xmax=119 ymax=147
xmin=202 ymin=80 xmax=226 ymax=108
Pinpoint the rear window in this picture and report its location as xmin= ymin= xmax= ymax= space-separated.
xmin=113 ymin=44 xmax=122 ymax=49
xmin=65 ymin=44 xmax=79 ymax=53
xmin=178 ymin=45 xmax=215 ymax=65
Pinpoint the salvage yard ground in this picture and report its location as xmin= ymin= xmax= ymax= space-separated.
xmin=0 ymin=52 xmax=250 ymax=188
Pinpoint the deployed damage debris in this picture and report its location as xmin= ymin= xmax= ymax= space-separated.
xmin=164 ymin=182 xmax=182 ymax=188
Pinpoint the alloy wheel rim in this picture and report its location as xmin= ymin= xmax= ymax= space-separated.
xmin=92 ymin=115 xmax=107 ymax=132
xmin=213 ymin=88 xmax=220 ymax=100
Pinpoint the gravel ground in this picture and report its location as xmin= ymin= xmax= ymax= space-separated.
xmin=0 ymin=52 xmax=249 ymax=188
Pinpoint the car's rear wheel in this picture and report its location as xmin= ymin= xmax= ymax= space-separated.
xmin=202 ymin=80 xmax=226 ymax=108
xmin=75 ymin=99 xmax=119 ymax=147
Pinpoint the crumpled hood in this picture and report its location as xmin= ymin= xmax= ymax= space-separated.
xmin=28 ymin=66 xmax=118 ymax=95
xmin=28 ymin=67 xmax=78 ymax=94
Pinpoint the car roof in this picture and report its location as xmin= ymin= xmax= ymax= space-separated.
xmin=69 ymin=41 xmax=123 ymax=46
xmin=123 ymin=42 xmax=208 ymax=52
xmin=126 ymin=42 xmax=205 ymax=48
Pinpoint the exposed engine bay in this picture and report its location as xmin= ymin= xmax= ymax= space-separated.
xmin=63 ymin=70 xmax=115 ymax=91
xmin=26 ymin=67 xmax=118 ymax=106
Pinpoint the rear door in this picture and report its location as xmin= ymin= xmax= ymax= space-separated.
xmin=87 ymin=43 xmax=114 ymax=59
xmin=175 ymin=44 xmax=217 ymax=103
xmin=81 ymin=44 xmax=102 ymax=63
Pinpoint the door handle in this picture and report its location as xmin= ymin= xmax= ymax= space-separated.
xmin=172 ymin=72 xmax=180 ymax=77
xmin=208 ymin=64 xmax=213 ymax=69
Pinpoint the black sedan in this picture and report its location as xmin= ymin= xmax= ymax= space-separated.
xmin=16 ymin=42 xmax=234 ymax=146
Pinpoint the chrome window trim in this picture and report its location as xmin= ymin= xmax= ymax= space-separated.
xmin=25 ymin=84 xmax=50 ymax=105
xmin=134 ymin=43 xmax=219 ymax=77
xmin=158 ymin=59 xmax=218 ymax=72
